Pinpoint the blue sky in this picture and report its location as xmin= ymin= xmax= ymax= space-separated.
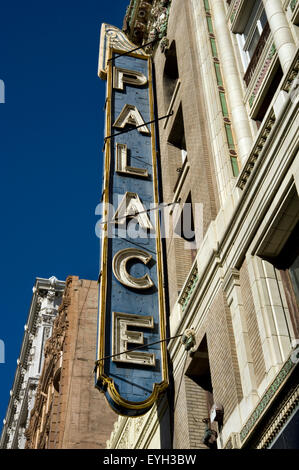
xmin=0 ymin=0 xmax=127 ymax=434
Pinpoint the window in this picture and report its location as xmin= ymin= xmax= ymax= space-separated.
xmin=236 ymin=0 xmax=268 ymax=72
xmin=253 ymin=62 xmax=283 ymax=127
xmin=174 ymin=193 xmax=195 ymax=243
xmin=186 ymin=335 xmax=218 ymax=449
xmin=274 ymin=221 xmax=299 ymax=338
xmin=168 ymin=103 xmax=187 ymax=170
xmin=163 ymin=41 xmax=179 ymax=112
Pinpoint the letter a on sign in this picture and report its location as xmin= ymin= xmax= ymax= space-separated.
xmin=113 ymin=192 xmax=153 ymax=230
xmin=113 ymin=104 xmax=150 ymax=134
xmin=96 ymin=24 xmax=168 ymax=417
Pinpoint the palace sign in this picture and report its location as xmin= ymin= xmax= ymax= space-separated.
xmin=95 ymin=24 xmax=169 ymax=416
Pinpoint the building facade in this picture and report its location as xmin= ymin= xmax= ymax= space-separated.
xmin=0 ymin=276 xmax=65 ymax=449
xmin=105 ymin=0 xmax=299 ymax=449
xmin=24 ymin=276 xmax=116 ymax=449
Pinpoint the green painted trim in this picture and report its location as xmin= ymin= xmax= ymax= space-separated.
xmin=203 ymin=0 xmax=239 ymax=179
xmin=268 ymin=43 xmax=276 ymax=59
xmin=214 ymin=63 xmax=223 ymax=86
xmin=206 ymin=16 xmax=213 ymax=33
xmin=210 ymin=38 xmax=218 ymax=57
xmin=231 ymin=156 xmax=239 ymax=177
xmin=225 ymin=124 xmax=234 ymax=148
xmin=249 ymin=93 xmax=255 ymax=108
xmin=203 ymin=0 xmax=210 ymax=12
xmin=240 ymin=358 xmax=295 ymax=443
xmin=220 ymin=92 xmax=229 ymax=117
xmin=290 ymin=0 xmax=297 ymax=12
xmin=181 ymin=275 xmax=199 ymax=312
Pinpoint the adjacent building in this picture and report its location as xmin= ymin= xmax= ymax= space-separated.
xmin=104 ymin=0 xmax=299 ymax=449
xmin=0 ymin=276 xmax=65 ymax=449
xmin=24 ymin=276 xmax=116 ymax=449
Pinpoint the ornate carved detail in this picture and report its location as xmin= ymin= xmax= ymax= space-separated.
xmin=240 ymin=356 xmax=296 ymax=444
xmin=248 ymin=42 xmax=276 ymax=108
xmin=123 ymin=0 xmax=171 ymax=50
xmin=238 ymin=51 xmax=299 ymax=190
xmin=229 ymin=0 xmax=242 ymax=24
xmin=160 ymin=36 xmax=169 ymax=53
xmin=178 ymin=263 xmax=199 ymax=312
xmin=24 ymin=277 xmax=73 ymax=448
xmin=244 ymin=23 xmax=271 ymax=88
xmin=282 ymin=52 xmax=299 ymax=92
xmin=98 ymin=24 xmax=147 ymax=80
xmin=257 ymin=383 xmax=299 ymax=448
xmin=237 ymin=110 xmax=276 ymax=189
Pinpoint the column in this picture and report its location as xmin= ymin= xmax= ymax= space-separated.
xmin=212 ymin=0 xmax=253 ymax=167
xmin=262 ymin=0 xmax=296 ymax=73
xmin=224 ymin=269 xmax=259 ymax=420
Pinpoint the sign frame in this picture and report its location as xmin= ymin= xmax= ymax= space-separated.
xmin=95 ymin=32 xmax=169 ymax=417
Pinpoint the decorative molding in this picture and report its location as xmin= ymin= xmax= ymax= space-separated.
xmin=24 ymin=277 xmax=72 ymax=449
xmin=248 ymin=42 xmax=277 ymax=109
xmin=123 ymin=1 xmax=172 ymax=50
xmin=229 ymin=0 xmax=242 ymax=25
xmin=240 ymin=356 xmax=296 ymax=444
xmin=281 ymin=51 xmax=299 ymax=93
xmin=237 ymin=109 xmax=276 ymax=190
xmin=0 ymin=276 xmax=65 ymax=449
xmin=178 ymin=262 xmax=199 ymax=312
xmin=238 ymin=49 xmax=299 ymax=190
xmin=257 ymin=384 xmax=299 ymax=448
xmin=244 ymin=23 xmax=272 ymax=89
xmin=290 ymin=0 xmax=297 ymax=13
xmin=107 ymin=395 xmax=167 ymax=449
xmin=203 ymin=0 xmax=239 ymax=176
xmin=98 ymin=23 xmax=147 ymax=80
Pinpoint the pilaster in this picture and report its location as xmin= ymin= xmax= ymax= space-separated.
xmin=262 ymin=0 xmax=296 ymax=73
xmin=212 ymin=0 xmax=253 ymax=166
xmin=223 ymin=269 xmax=259 ymax=410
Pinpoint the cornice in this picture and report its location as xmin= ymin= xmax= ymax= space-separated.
xmin=24 ymin=276 xmax=72 ymax=449
xmin=237 ymin=49 xmax=299 ymax=190
xmin=240 ymin=355 xmax=298 ymax=447
xmin=123 ymin=0 xmax=172 ymax=50
xmin=0 ymin=276 xmax=65 ymax=449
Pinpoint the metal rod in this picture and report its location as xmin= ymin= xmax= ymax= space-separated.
xmin=104 ymin=111 xmax=174 ymax=142
xmin=107 ymin=39 xmax=159 ymax=62
xmin=95 ymin=333 xmax=183 ymax=367
xmin=97 ymin=201 xmax=178 ymax=226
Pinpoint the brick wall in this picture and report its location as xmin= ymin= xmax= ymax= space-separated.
xmin=173 ymin=361 xmax=208 ymax=449
xmin=205 ymin=289 xmax=243 ymax=423
xmin=153 ymin=0 xmax=220 ymax=311
xmin=46 ymin=277 xmax=116 ymax=448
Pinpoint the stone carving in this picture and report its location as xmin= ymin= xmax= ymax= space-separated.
xmin=98 ymin=24 xmax=147 ymax=80
xmin=123 ymin=0 xmax=172 ymax=50
xmin=24 ymin=277 xmax=72 ymax=448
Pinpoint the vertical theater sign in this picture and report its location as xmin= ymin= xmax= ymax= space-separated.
xmin=95 ymin=24 xmax=169 ymax=416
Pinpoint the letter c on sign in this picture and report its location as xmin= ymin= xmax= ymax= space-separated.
xmin=112 ymin=248 xmax=154 ymax=289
